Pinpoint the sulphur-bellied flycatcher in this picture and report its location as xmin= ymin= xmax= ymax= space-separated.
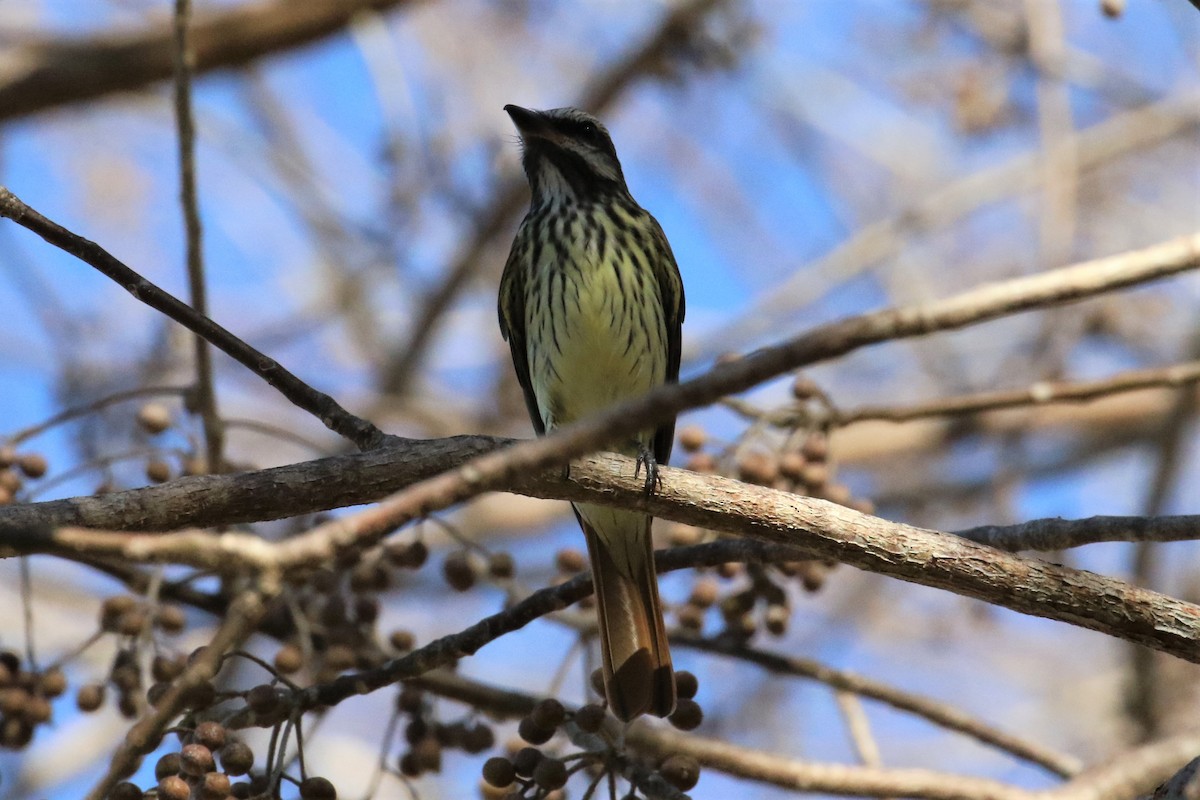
xmin=498 ymin=105 xmax=684 ymax=721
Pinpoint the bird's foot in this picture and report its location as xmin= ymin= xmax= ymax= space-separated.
xmin=634 ymin=445 xmax=661 ymax=496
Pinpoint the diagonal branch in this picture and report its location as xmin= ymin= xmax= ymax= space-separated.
xmin=0 ymin=187 xmax=386 ymax=451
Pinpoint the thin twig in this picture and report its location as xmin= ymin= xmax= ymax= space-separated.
xmin=2 ymin=385 xmax=190 ymax=446
xmin=678 ymin=635 xmax=1081 ymax=777
xmin=85 ymin=587 xmax=271 ymax=800
xmin=830 ymin=359 xmax=1200 ymax=426
xmin=172 ymin=0 xmax=223 ymax=475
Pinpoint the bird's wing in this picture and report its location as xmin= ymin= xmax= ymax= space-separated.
xmin=498 ymin=230 xmax=546 ymax=436
xmin=649 ymin=216 xmax=685 ymax=466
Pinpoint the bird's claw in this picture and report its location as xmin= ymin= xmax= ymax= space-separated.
xmin=634 ymin=446 xmax=661 ymax=496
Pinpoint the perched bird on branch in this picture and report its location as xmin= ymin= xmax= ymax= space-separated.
xmin=498 ymin=104 xmax=685 ymax=721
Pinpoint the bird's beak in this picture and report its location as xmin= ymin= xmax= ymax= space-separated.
xmin=504 ymin=104 xmax=551 ymax=140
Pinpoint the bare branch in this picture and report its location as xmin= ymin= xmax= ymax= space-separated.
xmin=678 ymin=636 xmax=1081 ymax=777
xmin=0 ymin=187 xmax=386 ymax=450
xmin=85 ymin=588 xmax=270 ymax=800
xmin=172 ymin=0 xmax=223 ymax=473
xmin=833 ymin=360 xmax=1200 ymax=426
xmin=0 ymin=0 xmax=417 ymax=122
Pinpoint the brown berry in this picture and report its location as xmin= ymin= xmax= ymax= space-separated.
xmin=77 ymin=683 xmax=105 ymax=712
xmin=482 ymin=756 xmax=516 ymax=788
xmin=246 ymin=684 xmax=283 ymax=715
xmin=110 ymin=782 xmax=143 ymax=800
xmin=1101 ymin=0 xmax=1124 ymax=17
xmin=398 ymin=752 xmax=421 ymax=777
xmin=791 ymin=375 xmax=819 ymax=400
xmin=179 ymin=742 xmax=214 ymax=776
xmin=0 ymin=468 xmax=20 ymax=492
xmin=323 ymin=644 xmax=356 ymax=672
xmin=200 ymin=772 xmax=231 ymax=799
xmin=145 ymin=459 xmax=172 ymax=483
xmin=779 ymin=452 xmax=807 ymax=481
xmin=181 ymin=679 xmax=216 ymax=711
xmin=157 ymin=775 xmax=190 ymax=800
xmin=530 ymin=698 xmax=565 ymax=731
xmin=118 ymin=609 xmax=148 ymax=637
xmin=801 ymin=434 xmax=828 ymax=462
xmin=517 ymin=715 xmax=553 ymax=745
xmin=38 ymin=668 xmax=66 ymax=697
xmin=555 ymin=548 xmax=586 ymax=574
xmin=274 ymin=643 xmax=304 ymax=674
xmin=151 ymin=654 xmax=185 ymax=682
xmin=0 ymin=687 xmax=29 ymax=716
xmin=799 ymin=462 xmax=828 ymax=490
xmin=533 ymin=756 xmax=567 ymax=790
xmin=442 ymin=551 xmax=477 ymax=592
xmin=299 ymin=775 xmax=337 ymax=799
xmin=686 ymin=452 xmax=717 ymax=473
xmin=101 ymin=595 xmax=137 ymax=629
xmin=462 ymin=722 xmax=495 ymax=753
xmin=676 ymin=603 xmax=705 ymax=632
xmin=661 ymin=754 xmax=701 ymax=791
xmin=688 ymin=578 xmax=719 ymax=608
xmin=194 ymin=720 xmax=226 ymax=751
xmin=668 ymin=523 xmax=703 ymax=546
xmin=23 ymin=695 xmax=51 ymax=723
xmin=736 ymin=450 xmax=777 ymax=485
xmin=155 ymin=605 xmax=186 ymax=634
xmin=766 ymin=604 xmax=790 ymax=636
xmin=488 ymin=552 xmax=515 ymax=579
xmin=389 ymin=629 xmax=416 ymax=652
xmin=155 ymin=752 xmax=182 ymax=779
xmin=219 ymin=741 xmax=254 ymax=776
xmin=137 ymin=403 xmax=173 ymax=434
xmin=512 ymin=746 xmax=542 ymax=777
xmin=413 ymin=736 xmax=442 ymax=772
xmin=574 ymin=703 xmax=606 ymax=733
xmin=669 ymin=698 xmax=704 ymax=731
xmin=16 ymin=453 xmax=47 ymax=479
xmin=675 ymin=671 xmax=699 ymax=700
xmin=396 ymin=685 xmax=423 ymax=713
xmin=678 ymin=425 xmax=707 ymax=452
xmin=0 ymin=716 xmax=32 ymax=747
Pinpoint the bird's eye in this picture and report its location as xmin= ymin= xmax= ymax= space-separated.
xmin=581 ymin=123 xmax=597 ymax=136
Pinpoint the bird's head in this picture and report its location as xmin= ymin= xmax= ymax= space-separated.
xmin=505 ymin=105 xmax=628 ymax=203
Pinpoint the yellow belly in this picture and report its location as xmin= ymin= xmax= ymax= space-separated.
xmin=526 ymin=243 xmax=666 ymax=450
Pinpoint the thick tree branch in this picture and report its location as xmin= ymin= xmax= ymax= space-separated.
xmin=7 ymin=455 xmax=1200 ymax=662
xmin=0 ymin=0 xmax=416 ymax=122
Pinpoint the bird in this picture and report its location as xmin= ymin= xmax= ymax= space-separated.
xmin=498 ymin=104 xmax=684 ymax=721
